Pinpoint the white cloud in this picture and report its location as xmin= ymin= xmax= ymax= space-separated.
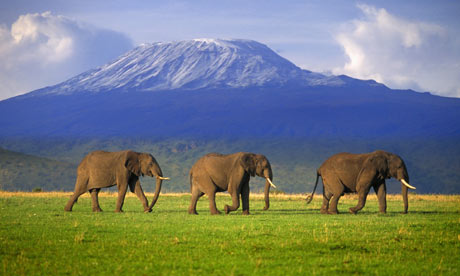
xmin=0 ymin=12 xmax=133 ymax=100
xmin=334 ymin=5 xmax=460 ymax=97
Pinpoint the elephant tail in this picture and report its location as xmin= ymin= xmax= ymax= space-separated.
xmin=305 ymin=170 xmax=321 ymax=204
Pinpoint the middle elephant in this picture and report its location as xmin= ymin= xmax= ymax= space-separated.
xmin=188 ymin=152 xmax=276 ymax=215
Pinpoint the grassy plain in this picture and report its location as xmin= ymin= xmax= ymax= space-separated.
xmin=0 ymin=192 xmax=459 ymax=275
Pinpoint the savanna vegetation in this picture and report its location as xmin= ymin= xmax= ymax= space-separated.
xmin=0 ymin=192 xmax=459 ymax=275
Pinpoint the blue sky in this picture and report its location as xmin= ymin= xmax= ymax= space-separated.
xmin=0 ymin=0 xmax=459 ymax=100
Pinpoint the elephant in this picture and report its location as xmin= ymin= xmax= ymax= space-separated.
xmin=188 ymin=152 xmax=276 ymax=215
xmin=64 ymin=150 xmax=169 ymax=213
xmin=306 ymin=150 xmax=416 ymax=214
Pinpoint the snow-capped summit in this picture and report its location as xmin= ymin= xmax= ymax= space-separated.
xmin=35 ymin=38 xmax=347 ymax=95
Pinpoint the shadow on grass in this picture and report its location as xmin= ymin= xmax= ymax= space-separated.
xmin=154 ymin=209 xmax=192 ymax=213
xmin=406 ymin=210 xmax=460 ymax=215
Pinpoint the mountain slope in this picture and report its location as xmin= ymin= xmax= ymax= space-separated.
xmin=2 ymin=86 xmax=458 ymax=138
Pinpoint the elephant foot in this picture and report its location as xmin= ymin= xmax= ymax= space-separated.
xmin=320 ymin=208 xmax=328 ymax=214
xmin=262 ymin=206 xmax=269 ymax=211
xmin=242 ymin=210 xmax=250 ymax=215
xmin=188 ymin=209 xmax=198 ymax=215
xmin=64 ymin=207 xmax=72 ymax=212
xmin=211 ymin=209 xmax=222 ymax=215
xmin=349 ymin=208 xmax=357 ymax=215
xmin=114 ymin=209 xmax=124 ymax=213
xmin=224 ymin=205 xmax=230 ymax=214
xmin=92 ymin=208 xmax=103 ymax=212
xmin=327 ymin=210 xmax=339 ymax=215
xmin=144 ymin=208 xmax=152 ymax=213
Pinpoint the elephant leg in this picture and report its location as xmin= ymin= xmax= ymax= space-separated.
xmin=64 ymin=175 xmax=88 ymax=211
xmin=115 ymin=181 xmax=129 ymax=213
xmin=349 ymin=186 xmax=371 ymax=214
xmin=373 ymin=181 xmax=387 ymax=214
xmin=224 ymin=189 xmax=241 ymax=214
xmin=328 ymin=187 xmax=344 ymax=215
xmin=328 ymin=195 xmax=343 ymax=215
xmin=132 ymin=179 xmax=150 ymax=213
xmin=90 ymin=188 xmax=102 ymax=212
xmin=321 ymin=189 xmax=332 ymax=214
xmin=188 ymin=186 xmax=204 ymax=215
xmin=241 ymin=180 xmax=250 ymax=215
xmin=208 ymin=191 xmax=222 ymax=215
xmin=322 ymin=176 xmax=343 ymax=214
xmin=193 ymin=176 xmax=221 ymax=215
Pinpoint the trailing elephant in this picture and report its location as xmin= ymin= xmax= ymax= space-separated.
xmin=188 ymin=152 xmax=276 ymax=215
xmin=306 ymin=150 xmax=416 ymax=214
xmin=64 ymin=150 xmax=169 ymax=212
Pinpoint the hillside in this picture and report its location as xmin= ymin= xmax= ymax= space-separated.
xmin=0 ymin=148 xmax=76 ymax=191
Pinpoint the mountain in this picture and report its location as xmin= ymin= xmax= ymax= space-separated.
xmin=27 ymin=38 xmax=355 ymax=96
xmin=0 ymin=38 xmax=459 ymax=193
xmin=2 ymin=39 xmax=457 ymax=139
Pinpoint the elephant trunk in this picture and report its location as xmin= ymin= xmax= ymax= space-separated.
xmin=400 ymin=172 xmax=411 ymax=214
xmin=401 ymin=182 xmax=408 ymax=214
xmin=262 ymin=166 xmax=275 ymax=211
xmin=148 ymin=177 xmax=163 ymax=210
xmin=263 ymin=177 xmax=271 ymax=211
xmin=399 ymin=165 xmax=414 ymax=214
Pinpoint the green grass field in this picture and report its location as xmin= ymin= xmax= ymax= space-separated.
xmin=0 ymin=192 xmax=459 ymax=275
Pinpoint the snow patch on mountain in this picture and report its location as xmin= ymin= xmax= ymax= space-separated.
xmin=33 ymin=39 xmax=374 ymax=95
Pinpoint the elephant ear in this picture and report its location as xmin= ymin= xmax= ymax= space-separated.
xmin=125 ymin=151 xmax=142 ymax=176
xmin=356 ymin=152 xmax=388 ymax=190
xmin=367 ymin=152 xmax=389 ymax=178
xmin=240 ymin=153 xmax=256 ymax=177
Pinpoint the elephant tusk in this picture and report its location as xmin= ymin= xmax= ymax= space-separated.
xmin=157 ymin=176 xmax=170 ymax=180
xmin=266 ymin=178 xmax=277 ymax=189
xmin=401 ymin=179 xmax=416 ymax=190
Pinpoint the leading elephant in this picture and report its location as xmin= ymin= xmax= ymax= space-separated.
xmin=306 ymin=150 xmax=416 ymax=214
xmin=64 ymin=150 xmax=169 ymax=213
xmin=188 ymin=152 xmax=276 ymax=215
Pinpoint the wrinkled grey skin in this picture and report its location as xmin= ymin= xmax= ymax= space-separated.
xmin=64 ymin=150 xmax=165 ymax=213
xmin=188 ymin=152 xmax=274 ymax=215
xmin=306 ymin=150 xmax=413 ymax=214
